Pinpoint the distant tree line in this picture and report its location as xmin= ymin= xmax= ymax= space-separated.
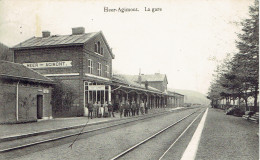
xmin=0 ymin=42 xmax=13 ymax=61
xmin=207 ymin=1 xmax=259 ymax=110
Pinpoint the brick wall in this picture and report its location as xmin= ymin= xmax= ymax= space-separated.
xmin=0 ymin=79 xmax=52 ymax=123
xmin=83 ymin=34 xmax=113 ymax=78
xmin=51 ymin=77 xmax=84 ymax=117
xmin=14 ymin=46 xmax=83 ymax=75
xmin=148 ymin=81 xmax=166 ymax=92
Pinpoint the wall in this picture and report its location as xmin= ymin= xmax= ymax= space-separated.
xmin=0 ymin=82 xmax=16 ymax=123
xmin=51 ymin=77 xmax=84 ymax=117
xmin=148 ymin=81 xmax=165 ymax=92
xmin=14 ymin=46 xmax=83 ymax=75
xmin=0 ymin=79 xmax=52 ymax=124
xmin=83 ymin=34 xmax=113 ymax=78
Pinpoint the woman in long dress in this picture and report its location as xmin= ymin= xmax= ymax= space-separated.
xmin=98 ymin=101 xmax=103 ymax=117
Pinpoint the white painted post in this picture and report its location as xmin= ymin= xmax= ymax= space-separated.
xmin=83 ymin=81 xmax=85 ymax=109
xmin=108 ymin=85 xmax=111 ymax=102
xmin=16 ymin=81 xmax=20 ymax=122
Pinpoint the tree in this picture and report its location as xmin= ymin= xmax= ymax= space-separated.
xmin=236 ymin=0 xmax=259 ymax=108
xmin=0 ymin=42 xmax=12 ymax=61
xmin=208 ymin=1 xmax=259 ymax=111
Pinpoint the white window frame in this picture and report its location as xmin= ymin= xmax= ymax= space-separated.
xmin=88 ymin=59 xmax=93 ymax=74
xmin=105 ymin=65 xmax=109 ymax=77
xmin=98 ymin=62 xmax=102 ymax=76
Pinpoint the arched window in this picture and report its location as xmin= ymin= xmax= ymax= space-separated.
xmin=97 ymin=41 xmax=101 ymax=53
xmin=94 ymin=43 xmax=98 ymax=52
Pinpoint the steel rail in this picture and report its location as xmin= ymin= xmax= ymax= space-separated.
xmin=0 ymin=108 xmax=195 ymax=153
xmin=110 ymin=109 xmax=202 ymax=160
xmin=158 ymin=109 xmax=205 ymax=160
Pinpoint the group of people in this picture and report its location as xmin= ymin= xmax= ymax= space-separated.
xmin=86 ymin=100 xmax=149 ymax=119
xmin=86 ymin=101 xmax=115 ymax=119
xmin=118 ymin=100 xmax=148 ymax=118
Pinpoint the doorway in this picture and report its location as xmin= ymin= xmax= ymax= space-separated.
xmin=37 ymin=95 xmax=43 ymax=119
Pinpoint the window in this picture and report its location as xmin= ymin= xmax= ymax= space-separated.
xmin=98 ymin=62 xmax=102 ymax=76
xmin=88 ymin=59 xmax=93 ymax=74
xmin=105 ymin=65 xmax=109 ymax=77
xmin=97 ymin=41 xmax=101 ymax=53
xmin=94 ymin=43 xmax=98 ymax=52
xmin=101 ymin=47 xmax=104 ymax=55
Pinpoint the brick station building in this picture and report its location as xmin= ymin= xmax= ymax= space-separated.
xmin=0 ymin=61 xmax=53 ymax=123
xmin=12 ymin=27 xmax=184 ymax=118
xmin=12 ymin=27 xmax=114 ymax=117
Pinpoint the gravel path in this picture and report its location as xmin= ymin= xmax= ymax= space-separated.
xmin=196 ymin=108 xmax=259 ymax=160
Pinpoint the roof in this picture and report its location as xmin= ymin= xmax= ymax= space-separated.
xmin=12 ymin=31 xmax=115 ymax=59
xmin=167 ymin=88 xmax=184 ymax=96
xmin=112 ymin=74 xmax=164 ymax=94
xmin=12 ymin=32 xmax=98 ymax=49
xmin=117 ymin=73 xmax=168 ymax=83
xmin=0 ymin=60 xmax=54 ymax=84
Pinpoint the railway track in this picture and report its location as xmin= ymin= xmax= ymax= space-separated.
xmin=110 ymin=108 xmax=206 ymax=160
xmin=0 ymin=107 xmax=197 ymax=153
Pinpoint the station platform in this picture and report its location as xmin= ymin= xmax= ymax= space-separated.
xmin=0 ymin=107 xmax=181 ymax=142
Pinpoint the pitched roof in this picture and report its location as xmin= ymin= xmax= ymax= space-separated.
xmin=0 ymin=60 xmax=53 ymax=84
xmin=12 ymin=32 xmax=98 ymax=49
xmin=12 ymin=31 xmax=115 ymax=59
xmin=117 ymin=73 xmax=167 ymax=83
xmin=112 ymin=74 xmax=163 ymax=94
xmin=167 ymin=88 xmax=184 ymax=96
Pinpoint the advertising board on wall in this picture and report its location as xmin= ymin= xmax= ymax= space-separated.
xmin=23 ymin=61 xmax=72 ymax=69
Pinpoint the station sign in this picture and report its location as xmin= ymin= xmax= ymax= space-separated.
xmin=88 ymin=85 xmax=105 ymax=91
xmin=23 ymin=61 xmax=72 ymax=69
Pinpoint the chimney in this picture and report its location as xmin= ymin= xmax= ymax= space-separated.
xmin=72 ymin=27 xmax=85 ymax=35
xmin=145 ymin=81 xmax=148 ymax=89
xmin=42 ymin=31 xmax=50 ymax=37
xmin=138 ymin=68 xmax=142 ymax=85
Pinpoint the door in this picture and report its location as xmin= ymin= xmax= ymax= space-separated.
xmin=37 ymin=95 xmax=43 ymax=119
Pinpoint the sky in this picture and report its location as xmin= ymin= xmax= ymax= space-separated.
xmin=0 ymin=0 xmax=254 ymax=94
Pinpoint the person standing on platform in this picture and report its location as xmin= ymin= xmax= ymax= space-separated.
xmin=108 ymin=101 xmax=115 ymax=117
xmin=136 ymin=101 xmax=140 ymax=116
xmin=128 ymin=101 xmax=132 ymax=117
xmin=93 ymin=101 xmax=97 ymax=118
xmin=140 ymin=101 xmax=145 ymax=115
xmin=125 ymin=100 xmax=129 ymax=117
xmin=131 ymin=101 xmax=136 ymax=116
xmin=87 ymin=101 xmax=93 ymax=119
xmin=98 ymin=101 xmax=103 ymax=118
xmin=103 ymin=101 xmax=108 ymax=117
xmin=119 ymin=101 xmax=124 ymax=118
xmin=145 ymin=101 xmax=148 ymax=114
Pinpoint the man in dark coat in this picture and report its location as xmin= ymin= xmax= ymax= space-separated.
xmin=108 ymin=101 xmax=115 ymax=117
xmin=87 ymin=101 xmax=94 ymax=119
xmin=145 ymin=101 xmax=148 ymax=114
xmin=131 ymin=101 xmax=136 ymax=116
xmin=119 ymin=101 xmax=124 ymax=118
xmin=136 ymin=101 xmax=140 ymax=115
xmin=125 ymin=101 xmax=130 ymax=117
